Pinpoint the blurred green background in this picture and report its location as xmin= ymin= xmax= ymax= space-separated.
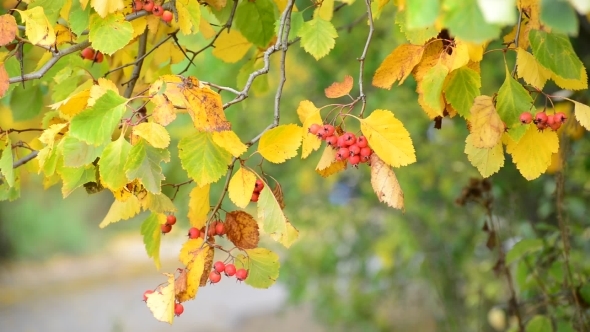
xmin=3 ymin=2 xmax=590 ymax=332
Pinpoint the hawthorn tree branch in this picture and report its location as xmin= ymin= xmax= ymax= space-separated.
xmin=123 ymin=30 xmax=148 ymax=98
xmin=358 ymin=0 xmax=375 ymax=116
xmin=12 ymin=150 xmax=38 ymax=169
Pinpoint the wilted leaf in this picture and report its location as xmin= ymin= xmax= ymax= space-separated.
xmin=150 ymin=94 xmax=176 ymax=126
xmin=181 ymin=77 xmax=231 ymax=132
xmin=272 ymin=182 xmax=285 ymax=209
xmin=0 ymin=64 xmax=8 ymax=98
xmin=325 ymin=75 xmax=353 ymax=98
xmin=225 ymin=210 xmax=260 ymax=249
xmin=177 ymin=238 xmax=209 ymax=301
xmin=370 ymin=154 xmax=404 ymax=210
xmin=0 ymin=14 xmax=17 ymax=46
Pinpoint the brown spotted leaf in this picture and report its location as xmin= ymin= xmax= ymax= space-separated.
xmin=272 ymin=182 xmax=286 ymax=209
xmin=225 ymin=210 xmax=260 ymax=249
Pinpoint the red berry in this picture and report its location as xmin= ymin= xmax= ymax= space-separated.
xmin=360 ymin=147 xmax=372 ymax=157
xmin=174 ymin=302 xmax=184 ymax=316
xmin=166 ymin=215 xmax=177 ymax=226
xmin=546 ymin=114 xmax=555 ymax=126
xmin=534 ymin=112 xmax=548 ymax=124
xmin=214 ymin=261 xmax=225 ymax=273
xmin=554 ymin=112 xmax=567 ymax=123
xmin=323 ymin=124 xmax=335 ymax=136
xmin=254 ymin=179 xmax=264 ymax=192
xmin=93 ymin=52 xmax=104 ymax=63
xmin=161 ymin=223 xmax=172 ymax=234
xmin=188 ymin=227 xmax=200 ymax=239
xmin=356 ymin=136 xmax=368 ymax=148
xmin=152 ymin=4 xmax=163 ymax=16
xmin=209 ymin=270 xmax=222 ymax=283
xmin=215 ymin=222 xmax=225 ymax=235
xmin=143 ymin=289 xmax=154 ymax=302
xmin=251 ymin=192 xmax=259 ymax=202
xmin=308 ymin=123 xmax=321 ymax=135
xmin=143 ymin=0 xmax=154 ymax=12
xmin=316 ymin=128 xmax=330 ymax=140
xmin=80 ymin=47 xmax=95 ymax=60
xmin=336 ymin=135 xmax=347 ymax=148
xmin=133 ymin=0 xmax=143 ymax=11
xmin=361 ymin=155 xmax=371 ymax=163
xmin=325 ymin=135 xmax=338 ymax=147
xmin=224 ymin=264 xmax=236 ymax=277
xmin=519 ymin=111 xmax=533 ymax=124
xmin=549 ymin=121 xmax=562 ymax=131
xmin=349 ymin=155 xmax=361 ymax=165
xmin=348 ymin=144 xmax=361 ymax=156
xmin=236 ymin=268 xmax=248 ymax=281
xmin=536 ymin=121 xmax=548 ymax=131
xmin=336 ymin=148 xmax=349 ymax=161
xmin=342 ymin=132 xmax=357 ymax=146
xmin=162 ymin=10 xmax=173 ymax=23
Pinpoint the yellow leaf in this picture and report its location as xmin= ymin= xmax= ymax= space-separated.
xmin=464 ymin=137 xmax=505 ymax=178
xmin=551 ymin=68 xmax=588 ymax=91
xmin=90 ymin=0 xmax=124 ymax=18
xmin=258 ymin=124 xmax=304 ymax=163
xmin=370 ymin=154 xmax=404 ymax=210
xmin=54 ymin=24 xmax=75 ymax=46
xmin=465 ymin=96 xmax=505 ymax=148
xmin=573 ymin=101 xmax=590 ymax=130
xmin=16 ymin=7 xmax=56 ymax=46
xmin=177 ymin=239 xmax=209 ymax=302
xmin=413 ymin=41 xmax=453 ymax=118
xmin=324 ymin=75 xmax=353 ymax=98
xmin=181 ymin=77 xmax=231 ymax=132
xmin=212 ymin=30 xmax=252 ymax=63
xmin=188 ymin=184 xmax=209 ymax=229
xmin=315 ymin=146 xmax=347 ymax=177
xmin=142 ymin=192 xmax=177 ymax=214
xmin=99 ymin=195 xmax=141 ymax=228
xmin=373 ymin=44 xmax=424 ymax=89
xmin=360 ymin=109 xmax=416 ymax=167
xmin=228 ymin=167 xmax=256 ymax=208
xmin=449 ymin=40 xmax=470 ymax=71
xmin=516 ymin=48 xmax=550 ymax=89
xmin=50 ymin=89 xmax=90 ymax=118
xmin=88 ymin=78 xmax=119 ymax=106
xmin=146 ymin=273 xmax=175 ymax=324
xmin=225 ymin=210 xmax=260 ymax=249
xmin=212 ymin=130 xmax=247 ymax=157
xmin=505 ymin=124 xmax=559 ymax=180
xmin=199 ymin=13 xmax=216 ymax=39
xmin=297 ymin=100 xmax=323 ymax=159
xmin=269 ymin=220 xmax=299 ymax=248
xmin=203 ymin=0 xmax=227 ymax=10
xmin=314 ymin=0 xmax=334 ymax=21
xmin=150 ymin=75 xmax=185 ymax=108
xmin=133 ymin=122 xmax=170 ymax=149
xmin=131 ymin=16 xmax=147 ymax=39
xmin=464 ymin=40 xmax=485 ymax=62
xmin=37 ymin=123 xmax=67 ymax=175
xmin=150 ymin=94 xmax=176 ymax=126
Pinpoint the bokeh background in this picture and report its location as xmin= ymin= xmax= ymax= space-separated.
xmin=2 ymin=1 xmax=590 ymax=331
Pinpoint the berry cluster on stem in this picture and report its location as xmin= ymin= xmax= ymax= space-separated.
xmin=309 ymin=124 xmax=374 ymax=166
xmin=80 ymin=47 xmax=103 ymax=63
xmin=187 ymin=220 xmax=225 ymax=240
xmin=250 ymin=179 xmax=264 ymax=202
xmin=208 ymin=260 xmax=248 ymax=284
xmin=160 ymin=214 xmax=177 ymax=234
xmin=519 ymin=111 xmax=567 ymax=131
xmin=134 ymin=0 xmax=173 ymax=23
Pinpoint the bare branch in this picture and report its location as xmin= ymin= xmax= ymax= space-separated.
xmin=12 ymin=150 xmax=38 ymax=169
xmin=358 ymin=0 xmax=375 ymax=116
xmin=123 ymin=30 xmax=148 ymax=98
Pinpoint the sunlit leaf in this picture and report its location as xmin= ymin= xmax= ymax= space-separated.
xmin=99 ymin=195 xmax=142 ymax=228
xmin=258 ymin=124 xmax=303 ymax=164
xmin=133 ymin=122 xmax=171 ymax=149
xmin=373 ymin=44 xmax=424 ymax=89
xmin=298 ymin=17 xmax=338 ymax=60
xmin=188 ymin=184 xmax=210 ymax=229
xmin=228 ymin=167 xmax=256 ymax=209
xmin=505 ymin=124 xmax=559 ymax=180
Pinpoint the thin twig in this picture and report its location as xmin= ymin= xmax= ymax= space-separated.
xmin=511 ymin=10 xmax=523 ymax=77
xmin=104 ymin=33 xmax=174 ymax=78
xmin=123 ymin=31 xmax=148 ymax=98
xmin=12 ymin=150 xmax=38 ymax=169
xmin=358 ymin=0 xmax=375 ymax=117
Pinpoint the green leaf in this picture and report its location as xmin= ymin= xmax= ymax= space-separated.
xmin=443 ymin=67 xmax=481 ymax=118
xmin=69 ymin=0 xmax=91 ymax=36
xmin=178 ymin=132 xmax=232 ymax=187
xmin=69 ymin=90 xmax=128 ymax=146
xmin=235 ymin=248 xmax=280 ymax=289
xmin=422 ymin=63 xmax=449 ymax=114
xmin=298 ymin=17 xmax=338 ymax=60
xmin=141 ymin=213 xmax=163 ymax=270
xmin=556 ymin=321 xmax=576 ymax=332
xmin=62 ymin=136 xmax=104 ymax=168
xmin=9 ymin=84 xmax=43 ymax=121
xmin=124 ymin=139 xmax=170 ymax=194
xmin=60 ymin=165 xmax=96 ymax=198
xmin=29 ymin=0 xmax=66 ymax=24
xmin=506 ymin=238 xmax=544 ymax=265
xmin=540 ymin=0 xmax=578 ymax=36
xmin=98 ymin=134 xmax=132 ymax=191
xmin=496 ymin=67 xmax=533 ymax=142
xmin=235 ymin=0 xmax=277 ymax=48
xmin=0 ymin=138 xmax=15 ymax=187
xmin=0 ymin=173 xmax=20 ymax=201
xmin=256 ymin=186 xmax=287 ymax=238
xmin=88 ymin=13 xmax=133 ymax=55
xmin=143 ymin=192 xmax=177 ymax=214
xmin=406 ymin=0 xmax=439 ymax=29
xmin=525 ymin=315 xmax=552 ymax=332
xmin=395 ymin=11 xmax=440 ymax=45
xmin=442 ymin=0 xmax=501 ymax=43
xmin=529 ymin=30 xmax=585 ymax=80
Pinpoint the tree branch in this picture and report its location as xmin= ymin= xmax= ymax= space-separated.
xmin=12 ymin=150 xmax=38 ymax=169
xmin=358 ymin=0 xmax=375 ymax=116
xmin=123 ymin=30 xmax=148 ymax=98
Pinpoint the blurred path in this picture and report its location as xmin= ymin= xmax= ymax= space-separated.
xmin=0 ymin=235 xmax=325 ymax=332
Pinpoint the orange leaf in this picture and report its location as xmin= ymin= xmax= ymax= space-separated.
xmin=225 ymin=210 xmax=260 ymax=249
xmin=0 ymin=14 xmax=17 ymax=46
xmin=180 ymin=76 xmax=231 ymax=132
xmin=0 ymin=63 xmax=8 ymax=98
xmin=325 ymin=75 xmax=353 ymax=98
xmin=373 ymin=44 xmax=424 ymax=89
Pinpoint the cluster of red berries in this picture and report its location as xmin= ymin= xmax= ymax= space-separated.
xmin=80 ymin=47 xmax=104 ymax=63
xmin=133 ymin=0 xmax=173 ymax=23
xmin=519 ymin=111 xmax=567 ymax=131
xmin=160 ymin=214 xmax=177 ymax=234
xmin=209 ymin=261 xmax=248 ymax=284
xmin=142 ymin=290 xmax=184 ymax=316
xmin=187 ymin=221 xmax=225 ymax=240
xmin=250 ymin=179 xmax=264 ymax=203
xmin=309 ymin=124 xmax=374 ymax=166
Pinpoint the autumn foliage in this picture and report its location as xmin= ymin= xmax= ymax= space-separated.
xmin=1 ymin=0 xmax=590 ymax=327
